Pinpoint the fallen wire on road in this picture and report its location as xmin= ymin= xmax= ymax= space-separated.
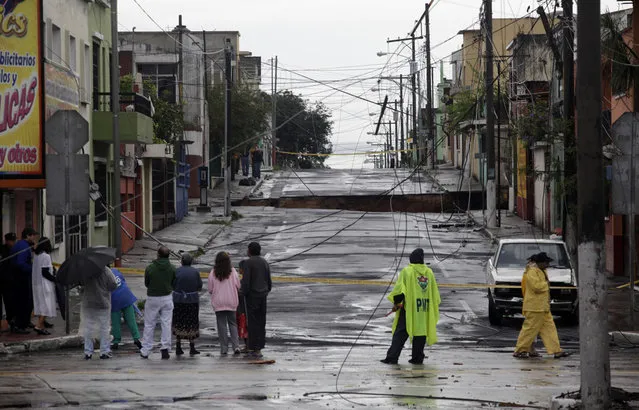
xmin=302 ymin=391 xmax=546 ymax=409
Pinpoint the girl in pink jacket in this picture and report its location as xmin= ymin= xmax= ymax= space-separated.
xmin=208 ymin=252 xmax=241 ymax=355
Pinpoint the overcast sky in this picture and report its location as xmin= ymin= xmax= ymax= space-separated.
xmin=119 ymin=0 xmax=629 ymax=169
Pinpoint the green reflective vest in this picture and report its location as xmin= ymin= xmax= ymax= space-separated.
xmin=388 ymin=263 xmax=441 ymax=345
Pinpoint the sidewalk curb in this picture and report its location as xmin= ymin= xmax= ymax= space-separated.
xmin=467 ymin=212 xmax=498 ymax=244
xmin=610 ymin=331 xmax=639 ymax=345
xmin=247 ymin=174 xmax=268 ymax=198
xmin=0 ymin=335 xmax=83 ymax=355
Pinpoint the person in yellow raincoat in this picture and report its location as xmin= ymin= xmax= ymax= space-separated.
xmin=380 ymin=248 xmax=440 ymax=365
xmin=513 ymin=252 xmax=570 ymax=359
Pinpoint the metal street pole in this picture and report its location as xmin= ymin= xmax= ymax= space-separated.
xmin=224 ymin=39 xmax=232 ymax=217
xmin=484 ymin=0 xmax=497 ymax=228
xmin=110 ymin=0 xmax=121 ymax=261
xmin=576 ymin=0 xmax=610 ymax=407
xmin=497 ymin=61 xmax=501 ymax=227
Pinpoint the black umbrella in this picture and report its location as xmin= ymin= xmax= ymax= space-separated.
xmin=57 ymin=247 xmax=117 ymax=288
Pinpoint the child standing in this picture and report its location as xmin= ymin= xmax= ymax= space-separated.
xmin=208 ymin=252 xmax=241 ymax=355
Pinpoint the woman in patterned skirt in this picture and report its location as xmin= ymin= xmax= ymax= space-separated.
xmin=172 ymin=253 xmax=203 ymax=356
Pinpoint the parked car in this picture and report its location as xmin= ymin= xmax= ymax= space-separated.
xmin=485 ymin=238 xmax=578 ymax=326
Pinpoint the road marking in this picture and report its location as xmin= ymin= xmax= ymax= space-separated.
xmin=459 ymin=300 xmax=478 ymax=321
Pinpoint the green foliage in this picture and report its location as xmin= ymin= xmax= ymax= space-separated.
xmin=231 ymin=210 xmax=243 ymax=221
xmin=120 ymin=74 xmax=134 ymax=93
xmin=270 ymin=90 xmax=333 ymax=168
xmin=207 ymin=84 xmax=271 ymax=155
xmin=446 ymin=90 xmax=479 ymax=136
xmin=142 ymin=79 xmax=185 ymax=144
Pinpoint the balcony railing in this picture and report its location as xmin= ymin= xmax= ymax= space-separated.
xmin=94 ymin=92 xmax=153 ymax=118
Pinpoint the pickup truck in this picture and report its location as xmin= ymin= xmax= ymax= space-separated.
xmin=485 ymin=238 xmax=578 ymax=326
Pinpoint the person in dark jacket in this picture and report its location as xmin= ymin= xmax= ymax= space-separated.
xmin=0 ymin=232 xmax=16 ymax=332
xmin=10 ymin=227 xmax=38 ymax=333
xmin=240 ymin=242 xmax=272 ymax=359
xmin=140 ymin=246 xmax=176 ymax=360
xmin=241 ymin=148 xmax=250 ymax=176
xmin=172 ymin=253 xmax=203 ymax=356
xmin=110 ymin=267 xmax=142 ymax=350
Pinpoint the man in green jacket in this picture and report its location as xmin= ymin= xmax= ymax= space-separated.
xmin=140 ymin=246 xmax=176 ymax=360
xmin=381 ymin=248 xmax=440 ymax=365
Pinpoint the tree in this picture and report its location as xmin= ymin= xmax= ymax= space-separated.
xmin=207 ymin=84 xmax=270 ymax=155
xmin=271 ymin=90 xmax=333 ymax=168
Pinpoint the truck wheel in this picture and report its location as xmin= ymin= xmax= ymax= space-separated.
xmin=488 ymin=290 xmax=503 ymax=326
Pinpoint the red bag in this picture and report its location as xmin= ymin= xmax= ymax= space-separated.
xmin=237 ymin=312 xmax=248 ymax=339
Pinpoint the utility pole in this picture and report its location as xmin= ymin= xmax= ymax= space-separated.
xmin=576 ymin=0 xmax=610 ymax=407
xmin=562 ymin=0 xmax=577 ymax=270
xmin=199 ymin=30 xmax=209 ymax=210
xmin=394 ymin=100 xmax=399 ymax=169
xmin=399 ymin=74 xmax=404 ymax=166
xmin=411 ymin=34 xmax=418 ymax=163
xmin=484 ymin=0 xmax=497 ymax=228
xmin=110 ymin=0 xmax=121 ymax=262
xmin=272 ymin=56 xmax=278 ymax=167
xmin=224 ymin=39 xmax=232 ymax=217
xmin=425 ymin=2 xmax=435 ymax=170
xmin=496 ymin=61 xmax=501 ymax=227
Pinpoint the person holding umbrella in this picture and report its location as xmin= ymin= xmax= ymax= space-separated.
xmin=56 ymin=246 xmax=119 ymax=360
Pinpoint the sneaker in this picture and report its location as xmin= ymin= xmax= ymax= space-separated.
xmin=140 ymin=353 xmax=149 ymax=359
xmin=134 ymin=340 xmax=142 ymax=350
xmin=248 ymin=351 xmax=264 ymax=360
xmin=234 ymin=349 xmax=241 ymax=355
xmin=408 ymin=358 xmax=423 ymax=365
xmin=100 ymin=353 xmax=112 ymax=360
xmin=84 ymin=354 xmax=92 ymax=360
xmin=111 ymin=343 xmax=119 ymax=350
xmin=161 ymin=349 xmax=170 ymax=360
xmin=380 ymin=358 xmax=398 ymax=364
xmin=189 ymin=347 xmax=200 ymax=356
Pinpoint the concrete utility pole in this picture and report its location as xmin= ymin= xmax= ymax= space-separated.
xmin=110 ymin=0 xmax=121 ymax=261
xmin=224 ymin=39 xmax=232 ymax=217
xmin=629 ymin=0 xmax=639 ymax=327
xmin=394 ymin=100 xmax=399 ymax=168
xmin=496 ymin=60 xmax=501 ymax=227
xmin=425 ymin=2 xmax=435 ymax=170
xmin=199 ymin=30 xmax=209 ymax=210
xmin=576 ymin=0 xmax=610 ymax=407
xmin=411 ymin=35 xmax=418 ymax=163
xmin=483 ymin=0 xmax=497 ymax=228
xmin=272 ymin=56 xmax=278 ymax=167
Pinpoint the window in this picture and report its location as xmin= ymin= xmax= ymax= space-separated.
xmin=496 ymin=243 xmax=570 ymax=269
xmin=92 ymin=41 xmax=100 ymax=110
xmin=54 ymin=216 xmax=64 ymax=244
xmin=52 ymin=24 xmax=61 ymax=64
xmin=94 ymin=160 xmax=108 ymax=223
xmin=69 ymin=35 xmax=77 ymax=72
xmin=83 ymin=44 xmax=90 ymax=102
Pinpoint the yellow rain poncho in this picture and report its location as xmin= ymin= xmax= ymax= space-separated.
xmin=388 ymin=263 xmax=441 ymax=346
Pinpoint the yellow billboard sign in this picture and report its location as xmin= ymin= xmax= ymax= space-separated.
xmin=0 ymin=0 xmax=44 ymax=188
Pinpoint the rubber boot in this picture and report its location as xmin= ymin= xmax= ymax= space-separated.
xmin=189 ymin=342 xmax=200 ymax=356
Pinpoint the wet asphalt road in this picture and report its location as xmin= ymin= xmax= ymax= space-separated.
xmin=1 ymin=206 xmax=635 ymax=409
